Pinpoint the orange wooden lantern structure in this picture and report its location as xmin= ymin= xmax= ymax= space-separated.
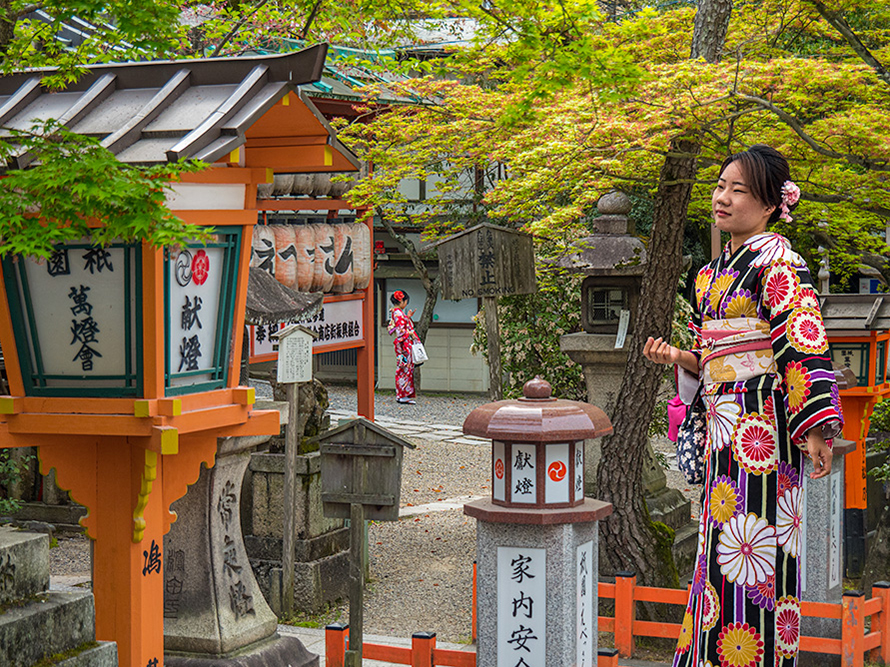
xmin=821 ymin=295 xmax=890 ymax=576
xmin=0 ymin=46 xmax=360 ymax=666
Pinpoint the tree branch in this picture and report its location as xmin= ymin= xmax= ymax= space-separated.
xmin=810 ymin=0 xmax=890 ymax=89
xmin=297 ymin=0 xmax=323 ymax=40
xmin=375 ymin=206 xmax=439 ymax=343
xmin=733 ymin=92 xmax=890 ymax=172
xmin=210 ymin=0 xmax=270 ymax=58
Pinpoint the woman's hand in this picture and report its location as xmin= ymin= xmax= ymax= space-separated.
xmin=643 ymin=337 xmax=700 ymax=375
xmin=643 ymin=337 xmax=681 ymax=365
xmin=407 ymin=308 xmax=416 ymax=318
xmin=806 ymin=428 xmax=832 ymax=480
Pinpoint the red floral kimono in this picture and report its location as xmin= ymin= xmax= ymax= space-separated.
xmin=388 ymin=306 xmax=417 ymax=400
xmin=673 ymin=233 xmax=843 ymax=667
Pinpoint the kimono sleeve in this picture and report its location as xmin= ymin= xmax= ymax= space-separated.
xmin=762 ymin=256 xmax=843 ymax=445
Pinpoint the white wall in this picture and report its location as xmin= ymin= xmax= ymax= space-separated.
xmin=377 ymin=325 xmax=489 ymax=393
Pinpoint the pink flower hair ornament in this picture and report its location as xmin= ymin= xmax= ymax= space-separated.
xmin=779 ymin=180 xmax=800 ymax=222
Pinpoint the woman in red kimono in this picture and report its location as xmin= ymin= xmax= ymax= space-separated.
xmin=644 ymin=144 xmax=842 ymax=666
xmin=387 ymin=290 xmax=419 ymax=405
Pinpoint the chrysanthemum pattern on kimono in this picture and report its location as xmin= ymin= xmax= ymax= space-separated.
xmin=673 ymin=232 xmax=842 ymax=667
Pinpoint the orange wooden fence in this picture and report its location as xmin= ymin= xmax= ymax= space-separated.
xmin=323 ymin=576 xmax=890 ymax=667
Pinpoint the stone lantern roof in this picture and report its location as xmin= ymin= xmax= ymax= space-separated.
xmin=551 ymin=191 xmax=647 ymax=276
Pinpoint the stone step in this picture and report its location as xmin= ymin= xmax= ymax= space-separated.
xmin=49 ymin=641 xmax=117 ymax=667
xmin=0 ymin=591 xmax=97 ymax=667
xmin=0 ymin=526 xmax=49 ymax=606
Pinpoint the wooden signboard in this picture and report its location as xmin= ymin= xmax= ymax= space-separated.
xmin=427 ymin=224 xmax=537 ymax=400
xmin=433 ymin=223 xmax=536 ymax=301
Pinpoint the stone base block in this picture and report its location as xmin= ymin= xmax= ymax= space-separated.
xmin=0 ymin=591 xmax=95 ymax=667
xmin=55 ymin=641 xmax=118 ymax=667
xmin=244 ymin=527 xmax=349 ymax=563
xmin=671 ymin=522 xmax=700 ymax=577
xmin=476 ymin=519 xmax=599 ymax=667
xmin=646 ymin=486 xmax=692 ymax=533
xmin=250 ymin=550 xmax=350 ymax=615
xmin=0 ymin=527 xmax=49 ymax=605
xmin=166 ymin=634 xmax=318 ymax=667
xmin=8 ymin=503 xmax=87 ymax=533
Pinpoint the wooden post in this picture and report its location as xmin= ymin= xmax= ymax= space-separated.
xmin=842 ymin=590 xmax=866 ymax=667
xmin=281 ymin=380 xmax=300 ymax=615
xmin=326 ymin=623 xmax=348 ymax=667
xmin=411 ymin=632 xmax=436 ymax=667
xmin=484 ymin=296 xmax=502 ymax=401
xmin=871 ymin=582 xmax=890 ymax=664
xmin=345 ymin=502 xmax=365 ymax=667
xmin=614 ymin=571 xmax=636 ymax=658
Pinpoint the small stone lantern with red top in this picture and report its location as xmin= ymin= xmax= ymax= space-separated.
xmin=463 ymin=377 xmax=613 ymax=667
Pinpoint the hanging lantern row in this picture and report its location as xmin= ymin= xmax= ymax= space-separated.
xmin=250 ymin=223 xmax=371 ymax=294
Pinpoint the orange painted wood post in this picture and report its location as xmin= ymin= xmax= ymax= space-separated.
xmin=842 ymin=590 xmax=866 ymax=667
xmin=326 ymin=623 xmax=348 ymax=667
xmin=871 ymin=582 xmax=890 ymax=664
xmin=598 ymin=647 xmax=619 ymax=667
xmin=89 ymin=438 xmax=165 ymax=667
xmin=355 ymin=209 xmax=374 ymax=421
xmin=412 ymin=632 xmax=436 ymax=667
xmin=614 ymin=571 xmax=636 ymax=658
xmin=472 ymin=561 xmax=478 ymax=643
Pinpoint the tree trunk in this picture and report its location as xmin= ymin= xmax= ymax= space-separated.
xmin=596 ymin=139 xmax=701 ymax=587
xmin=691 ymin=0 xmax=733 ymax=62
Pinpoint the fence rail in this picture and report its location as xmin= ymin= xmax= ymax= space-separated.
xmin=323 ymin=574 xmax=890 ymax=667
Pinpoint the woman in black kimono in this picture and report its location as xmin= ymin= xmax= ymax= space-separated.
xmin=644 ymin=144 xmax=843 ymax=667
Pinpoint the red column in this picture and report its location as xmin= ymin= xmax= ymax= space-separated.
xmin=356 ymin=210 xmax=375 ymax=420
xmin=91 ymin=438 xmax=166 ymax=667
xmin=842 ymin=590 xmax=866 ymax=667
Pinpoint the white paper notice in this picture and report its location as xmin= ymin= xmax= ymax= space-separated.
xmin=497 ymin=547 xmax=546 ymax=667
xmin=277 ymin=332 xmax=313 ymax=384
xmin=615 ymin=309 xmax=630 ymax=349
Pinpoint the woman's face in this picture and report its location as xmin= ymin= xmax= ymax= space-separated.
xmin=712 ymin=161 xmax=775 ymax=245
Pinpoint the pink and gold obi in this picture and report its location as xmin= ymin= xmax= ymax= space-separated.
xmin=701 ymin=317 xmax=776 ymax=385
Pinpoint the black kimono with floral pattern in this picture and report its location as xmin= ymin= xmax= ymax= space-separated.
xmin=672 ymin=232 xmax=843 ymax=667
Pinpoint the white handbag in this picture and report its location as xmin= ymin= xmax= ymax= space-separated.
xmin=411 ymin=341 xmax=429 ymax=365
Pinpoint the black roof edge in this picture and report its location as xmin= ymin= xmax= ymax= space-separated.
xmin=0 ymin=44 xmax=329 ymax=94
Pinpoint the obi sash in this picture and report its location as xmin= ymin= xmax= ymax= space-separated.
xmin=701 ymin=317 xmax=776 ymax=385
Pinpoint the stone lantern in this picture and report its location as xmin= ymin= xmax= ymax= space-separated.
xmin=555 ymin=192 xmax=697 ymax=573
xmin=463 ymin=377 xmax=613 ymax=667
xmin=819 ymin=294 xmax=890 ymax=577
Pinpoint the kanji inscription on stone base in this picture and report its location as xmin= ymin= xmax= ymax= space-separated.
xmin=497 ymin=547 xmax=546 ymax=667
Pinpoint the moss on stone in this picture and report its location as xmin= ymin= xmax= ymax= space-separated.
xmin=30 ymin=640 xmax=99 ymax=666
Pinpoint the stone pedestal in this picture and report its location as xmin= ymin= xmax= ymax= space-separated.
xmin=242 ymin=451 xmax=350 ymax=614
xmin=560 ymin=331 xmax=698 ymax=572
xmin=163 ymin=430 xmax=317 ymax=667
xmin=798 ymin=442 xmax=851 ymax=667
xmin=466 ymin=500 xmax=611 ymax=667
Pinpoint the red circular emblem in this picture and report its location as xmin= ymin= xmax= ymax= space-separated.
xmin=494 ymin=458 xmax=505 ymax=480
xmin=548 ymin=460 xmax=567 ymax=482
xmin=191 ymin=249 xmax=210 ymax=286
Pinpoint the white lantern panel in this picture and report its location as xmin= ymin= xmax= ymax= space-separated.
xmin=574 ymin=442 xmax=585 ymax=499
xmin=167 ymin=244 xmax=225 ymax=388
xmin=493 ymin=441 xmax=506 ymax=502
xmin=545 ymin=444 xmax=570 ymax=504
xmin=15 ymin=242 xmax=138 ymax=391
xmin=510 ymin=443 xmax=536 ymax=504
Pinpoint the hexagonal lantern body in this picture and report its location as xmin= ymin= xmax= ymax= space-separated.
xmin=463 ymin=377 xmax=612 ymax=510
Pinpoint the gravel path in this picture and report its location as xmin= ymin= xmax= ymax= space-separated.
xmin=48 ymin=387 xmax=698 ymax=646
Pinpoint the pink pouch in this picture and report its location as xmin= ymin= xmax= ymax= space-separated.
xmin=667 ymin=394 xmax=686 ymax=443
